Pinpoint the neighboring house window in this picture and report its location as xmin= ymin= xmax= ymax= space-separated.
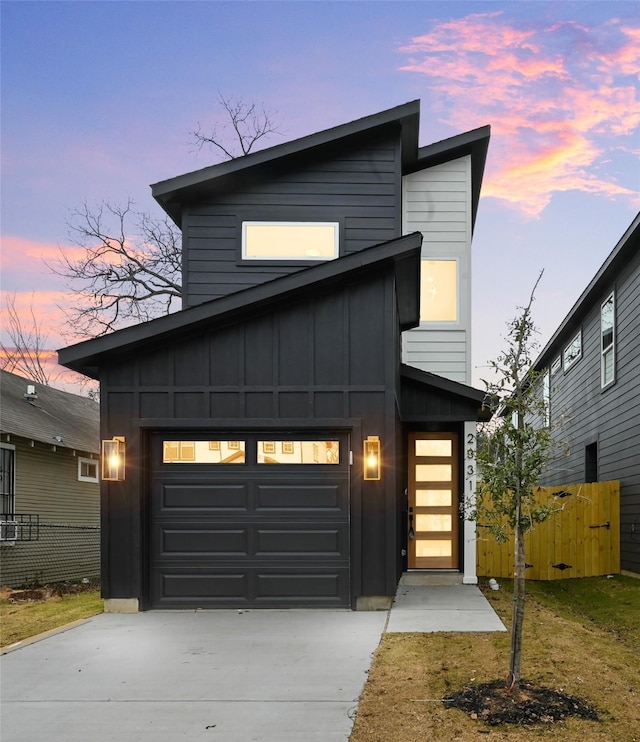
xmin=78 ymin=456 xmax=99 ymax=483
xmin=601 ymin=292 xmax=615 ymax=388
xmin=542 ymin=369 xmax=550 ymax=427
xmin=563 ymin=330 xmax=582 ymax=371
xmin=0 ymin=444 xmax=16 ymax=517
xmin=550 ymin=356 xmax=562 ymax=375
xmin=242 ymin=222 xmax=339 ymax=261
xmin=420 ymin=259 xmax=458 ymax=322
xmin=585 ymin=442 xmax=598 ymax=483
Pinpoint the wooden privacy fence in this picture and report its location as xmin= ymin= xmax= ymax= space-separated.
xmin=476 ymin=481 xmax=620 ymax=580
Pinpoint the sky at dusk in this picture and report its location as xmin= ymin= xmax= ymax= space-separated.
xmin=1 ymin=0 xmax=639 ymax=391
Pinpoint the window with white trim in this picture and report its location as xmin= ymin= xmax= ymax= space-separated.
xmin=242 ymin=222 xmax=339 ymax=261
xmin=78 ymin=456 xmax=99 ymax=483
xmin=563 ymin=330 xmax=582 ymax=371
xmin=0 ymin=444 xmax=16 ymax=517
xmin=420 ymin=259 xmax=458 ymax=322
xmin=601 ymin=292 xmax=615 ymax=388
xmin=542 ymin=369 xmax=550 ymax=427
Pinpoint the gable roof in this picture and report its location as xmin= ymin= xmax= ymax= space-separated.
xmin=0 ymin=370 xmax=99 ymax=453
xmin=400 ymin=364 xmax=489 ymax=422
xmin=532 ymin=212 xmax=640 ymax=372
xmin=412 ymin=126 xmax=490 ymax=231
xmin=151 ymin=100 xmax=489 ymax=230
xmin=59 ymin=232 xmax=423 ymax=378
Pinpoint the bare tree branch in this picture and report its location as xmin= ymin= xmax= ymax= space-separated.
xmin=47 ymin=96 xmax=280 ymax=341
xmin=48 ymin=201 xmax=182 ymax=338
xmin=191 ymin=93 xmax=282 ymax=159
xmin=0 ymin=295 xmax=53 ymax=385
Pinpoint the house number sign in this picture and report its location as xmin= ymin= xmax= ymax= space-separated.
xmin=464 ymin=422 xmax=477 ymax=501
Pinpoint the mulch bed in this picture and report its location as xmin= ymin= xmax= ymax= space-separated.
xmin=444 ymin=678 xmax=601 ymax=726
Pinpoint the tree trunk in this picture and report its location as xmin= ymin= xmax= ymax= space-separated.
xmin=509 ymin=511 xmax=526 ymax=695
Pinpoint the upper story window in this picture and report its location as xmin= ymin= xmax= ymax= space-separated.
xmin=563 ymin=329 xmax=582 ymax=371
xmin=550 ymin=356 xmax=562 ymax=375
xmin=420 ymin=259 xmax=458 ymax=323
xmin=601 ymin=292 xmax=615 ymax=388
xmin=242 ymin=222 xmax=339 ymax=261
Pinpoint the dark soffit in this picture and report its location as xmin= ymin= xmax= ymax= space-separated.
xmin=400 ymin=363 xmax=490 ymax=423
xmin=400 ymin=363 xmax=486 ymax=405
xmin=58 ymin=232 xmax=423 ymax=378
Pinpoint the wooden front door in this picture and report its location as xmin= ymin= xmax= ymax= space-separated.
xmin=408 ymin=433 xmax=459 ymax=569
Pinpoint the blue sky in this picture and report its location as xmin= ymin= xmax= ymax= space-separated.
xmin=1 ymin=0 xmax=639 ymax=387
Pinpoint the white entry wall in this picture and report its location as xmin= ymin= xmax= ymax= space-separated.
xmin=401 ymin=155 xmax=472 ymax=385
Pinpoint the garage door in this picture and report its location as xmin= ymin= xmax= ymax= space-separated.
xmin=149 ymin=432 xmax=350 ymax=608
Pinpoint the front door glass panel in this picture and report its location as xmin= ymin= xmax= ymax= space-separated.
xmin=408 ymin=433 xmax=459 ymax=569
xmin=415 ymin=489 xmax=452 ymax=507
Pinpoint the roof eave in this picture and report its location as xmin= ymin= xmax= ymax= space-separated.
xmin=152 ymin=101 xmax=421 ymax=226
xmin=59 ymin=232 xmax=423 ymax=377
xmin=400 ymin=363 xmax=486 ymax=404
xmin=409 ymin=126 xmax=491 ymax=232
xmin=532 ymin=212 xmax=640 ymax=371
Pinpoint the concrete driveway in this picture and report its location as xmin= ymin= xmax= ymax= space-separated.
xmin=1 ymin=610 xmax=387 ymax=742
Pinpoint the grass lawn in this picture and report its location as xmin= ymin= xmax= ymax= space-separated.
xmin=0 ymin=587 xmax=103 ymax=649
xmin=350 ymin=575 xmax=640 ymax=741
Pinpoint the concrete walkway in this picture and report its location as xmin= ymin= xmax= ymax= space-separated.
xmin=386 ymin=575 xmax=507 ymax=633
xmin=0 ymin=578 xmax=505 ymax=742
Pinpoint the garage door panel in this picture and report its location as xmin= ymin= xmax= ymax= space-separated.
xmin=255 ymin=527 xmax=345 ymax=556
xmin=153 ymin=568 xmax=349 ymax=607
xmin=158 ymin=483 xmax=249 ymax=511
xmin=159 ymin=528 xmax=248 ymax=556
xmin=157 ymin=572 xmax=248 ymax=603
xmin=255 ymin=483 xmax=346 ymax=512
xmin=255 ymin=570 xmax=348 ymax=604
xmin=155 ymin=523 xmax=347 ymax=559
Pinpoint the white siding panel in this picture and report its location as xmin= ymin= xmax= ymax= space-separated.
xmin=402 ymin=156 xmax=472 ymax=383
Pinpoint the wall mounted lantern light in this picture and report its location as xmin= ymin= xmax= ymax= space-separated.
xmin=363 ymin=435 xmax=381 ymax=481
xmin=102 ymin=436 xmax=126 ymax=481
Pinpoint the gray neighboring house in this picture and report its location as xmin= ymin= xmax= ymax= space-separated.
xmin=532 ymin=213 xmax=640 ymax=576
xmin=0 ymin=370 xmax=100 ymax=587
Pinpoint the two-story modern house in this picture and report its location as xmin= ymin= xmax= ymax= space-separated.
xmin=59 ymin=101 xmax=491 ymax=611
xmin=530 ymin=213 xmax=640 ymax=576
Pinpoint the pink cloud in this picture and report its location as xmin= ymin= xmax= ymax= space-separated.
xmin=0 ymin=289 xmax=75 ymax=346
xmin=0 ymin=286 xmax=94 ymax=394
xmin=398 ymin=11 xmax=640 ymax=218
xmin=0 ymin=235 xmax=86 ymax=275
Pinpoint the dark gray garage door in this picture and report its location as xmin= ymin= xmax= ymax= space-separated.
xmin=149 ymin=432 xmax=350 ymax=608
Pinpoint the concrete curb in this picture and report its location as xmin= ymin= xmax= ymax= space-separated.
xmin=0 ymin=616 xmax=96 ymax=655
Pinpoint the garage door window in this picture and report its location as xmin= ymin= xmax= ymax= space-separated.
xmin=258 ymin=441 xmax=339 ymax=464
xmin=163 ymin=440 xmax=246 ymax=464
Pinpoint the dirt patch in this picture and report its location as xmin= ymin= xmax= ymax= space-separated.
xmin=444 ymin=678 xmax=601 ymax=726
xmin=1 ymin=581 xmax=98 ymax=603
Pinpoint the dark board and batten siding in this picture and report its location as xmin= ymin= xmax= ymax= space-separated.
xmin=182 ymin=131 xmax=402 ymax=308
xmin=541 ymin=247 xmax=640 ymax=573
xmin=101 ymin=267 xmax=403 ymax=605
